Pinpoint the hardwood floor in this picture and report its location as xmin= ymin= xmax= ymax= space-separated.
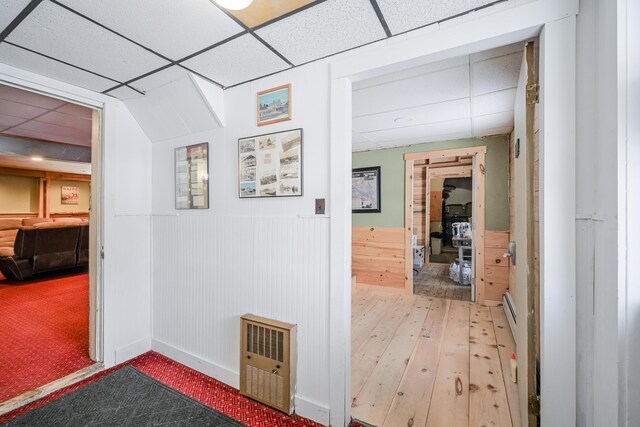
xmin=351 ymin=289 xmax=520 ymax=427
xmin=414 ymin=264 xmax=472 ymax=301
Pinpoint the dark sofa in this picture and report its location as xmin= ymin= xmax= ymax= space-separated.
xmin=0 ymin=223 xmax=89 ymax=281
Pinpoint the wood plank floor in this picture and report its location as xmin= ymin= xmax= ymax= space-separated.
xmin=414 ymin=264 xmax=472 ymax=301
xmin=351 ymin=289 xmax=520 ymax=427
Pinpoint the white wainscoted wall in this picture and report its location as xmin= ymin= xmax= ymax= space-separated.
xmin=150 ymin=61 xmax=332 ymax=424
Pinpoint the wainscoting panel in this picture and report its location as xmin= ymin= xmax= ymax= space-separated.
xmin=152 ymin=214 xmax=330 ymax=411
xmin=352 ymin=227 xmax=405 ymax=289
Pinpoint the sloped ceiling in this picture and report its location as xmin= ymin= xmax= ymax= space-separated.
xmin=0 ymin=0 xmax=507 ymax=100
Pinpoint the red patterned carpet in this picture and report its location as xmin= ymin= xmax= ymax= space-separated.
xmin=0 ymin=272 xmax=92 ymax=402
xmin=1 ymin=351 xmax=324 ymax=426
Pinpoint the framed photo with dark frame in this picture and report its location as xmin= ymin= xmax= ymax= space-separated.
xmin=238 ymin=128 xmax=302 ymax=198
xmin=175 ymin=142 xmax=209 ymax=209
xmin=352 ymin=166 xmax=381 ymax=213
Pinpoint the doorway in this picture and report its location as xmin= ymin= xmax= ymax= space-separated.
xmin=0 ymin=82 xmax=103 ymax=407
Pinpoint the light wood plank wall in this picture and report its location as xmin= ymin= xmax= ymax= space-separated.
xmin=413 ymin=164 xmax=443 ymax=246
xmin=485 ymin=230 xmax=511 ymax=302
xmin=352 ymin=227 xmax=405 ymax=290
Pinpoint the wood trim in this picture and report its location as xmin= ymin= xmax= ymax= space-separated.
xmin=0 ymin=167 xmax=45 ymax=178
xmin=404 ymin=159 xmax=414 ymax=294
xmin=429 ymin=165 xmax=473 ymax=179
xmin=475 ymin=151 xmax=486 ymax=305
xmin=38 ymin=178 xmax=44 ymax=217
xmin=403 ymin=146 xmax=487 ymax=161
xmin=354 ymin=283 xmax=406 ymax=294
xmin=425 ymin=166 xmax=430 ymax=265
xmin=0 ymin=213 xmax=37 ymax=218
xmin=525 ymin=41 xmax=538 ymax=426
xmin=44 ymin=178 xmax=51 ymax=218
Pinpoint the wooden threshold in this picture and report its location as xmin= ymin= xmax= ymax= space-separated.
xmin=0 ymin=363 xmax=103 ymax=416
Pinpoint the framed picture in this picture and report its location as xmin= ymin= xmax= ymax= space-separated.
xmin=257 ymin=84 xmax=291 ymax=126
xmin=175 ymin=142 xmax=209 ymax=209
xmin=352 ymin=166 xmax=381 ymax=213
xmin=238 ymin=128 xmax=302 ymax=198
xmin=61 ymin=186 xmax=79 ymax=205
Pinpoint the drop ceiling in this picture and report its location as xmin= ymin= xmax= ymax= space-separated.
xmin=0 ymin=0 xmax=506 ymax=100
xmin=352 ymin=42 xmax=523 ymax=152
xmin=0 ymin=83 xmax=92 ymax=173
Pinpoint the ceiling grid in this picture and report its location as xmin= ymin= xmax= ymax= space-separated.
xmin=0 ymin=0 xmax=510 ymax=98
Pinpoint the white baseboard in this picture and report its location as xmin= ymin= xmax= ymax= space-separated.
xmin=115 ymin=337 xmax=151 ymax=364
xmin=151 ymin=338 xmax=330 ymax=426
xmin=151 ymin=338 xmax=238 ymax=388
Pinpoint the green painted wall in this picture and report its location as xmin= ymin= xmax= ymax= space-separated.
xmin=352 ymin=136 xmax=510 ymax=231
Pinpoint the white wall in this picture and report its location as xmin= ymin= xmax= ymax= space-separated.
xmin=150 ymin=61 xmax=332 ymax=424
xmin=0 ymin=64 xmax=153 ymax=368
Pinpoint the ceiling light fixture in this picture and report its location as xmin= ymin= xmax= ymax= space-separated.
xmin=394 ymin=117 xmax=412 ymax=124
xmin=31 ymin=156 xmax=43 ymax=161
xmin=213 ymin=0 xmax=253 ymax=10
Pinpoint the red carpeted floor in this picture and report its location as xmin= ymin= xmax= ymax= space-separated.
xmin=0 ymin=272 xmax=92 ymax=402
xmin=1 ymin=351 xmax=327 ymax=426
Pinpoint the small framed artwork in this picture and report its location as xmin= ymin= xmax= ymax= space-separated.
xmin=238 ymin=128 xmax=302 ymax=198
xmin=61 ymin=186 xmax=79 ymax=205
xmin=175 ymin=142 xmax=209 ymax=209
xmin=352 ymin=166 xmax=381 ymax=213
xmin=257 ymin=84 xmax=291 ymax=126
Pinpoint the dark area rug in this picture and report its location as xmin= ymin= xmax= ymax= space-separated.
xmin=3 ymin=366 xmax=247 ymax=426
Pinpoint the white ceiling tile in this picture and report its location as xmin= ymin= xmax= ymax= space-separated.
xmin=0 ymin=0 xmax=30 ymax=34
xmin=0 ymin=43 xmax=117 ymax=92
xmin=472 ymin=52 xmax=522 ymax=95
xmin=376 ymin=0 xmax=498 ymax=35
xmin=352 ymin=141 xmax=382 ymax=152
xmin=353 ymin=55 xmax=469 ymax=91
xmin=353 ymin=65 xmax=469 ymax=117
xmin=0 ymin=83 xmax=66 ymax=109
xmin=36 ymin=111 xmax=92 ymax=133
xmin=57 ymin=0 xmax=243 ymax=60
xmin=182 ymin=34 xmax=290 ymax=87
xmin=0 ymin=114 xmax=26 ymax=128
xmin=7 ymin=1 xmax=170 ymax=82
xmin=0 ymin=98 xmax=46 ymax=120
xmin=362 ymin=118 xmax=472 ymax=143
xmin=106 ymin=86 xmax=143 ymax=101
xmin=471 ymin=42 xmax=524 ymax=62
xmin=256 ymin=0 xmax=386 ymax=66
xmin=472 ymin=88 xmax=517 ymax=116
xmin=472 ymin=111 xmax=513 ymax=131
xmin=352 ymin=130 xmax=372 ymax=144
xmin=14 ymin=120 xmax=90 ymax=145
xmin=57 ymin=103 xmax=93 ymax=119
xmin=353 ymin=99 xmax=470 ymax=134
xmin=373 ymin=131 xmax=473 ymax=151
xmin=473 ymin=126 xmax=512 ymax=138
xmin=129 ymin=66 xmax=191 ymax=93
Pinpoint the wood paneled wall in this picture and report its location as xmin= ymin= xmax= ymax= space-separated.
xmin=413 ymin=165 xmax=427 ymax=245
xmin=352 ymin=227 xmax=405 ymax=290
xmin=485 ymin=230 xmax=510 ymax=302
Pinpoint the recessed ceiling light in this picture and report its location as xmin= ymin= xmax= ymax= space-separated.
xmin=213 ymin=0 xmax=253 ymax=10
xmin=31 ymin=156 xmax=43 ymax=161
xmin=394 ymin=117 xmax=412 ymax=124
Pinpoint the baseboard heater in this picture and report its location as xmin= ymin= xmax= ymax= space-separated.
xmin=240 ymin=314 xmax=297 ymax=415
xmin=503 ymin=292 xmax=517 ymax=339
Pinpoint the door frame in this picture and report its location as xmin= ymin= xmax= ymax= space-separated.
xmin=329 ymin=2 xmax=577 ymax=425
xmin=0 ymin=78 xmax=105 ymax=364
xmin=404 ymin=148 xmax=485 ymax=301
